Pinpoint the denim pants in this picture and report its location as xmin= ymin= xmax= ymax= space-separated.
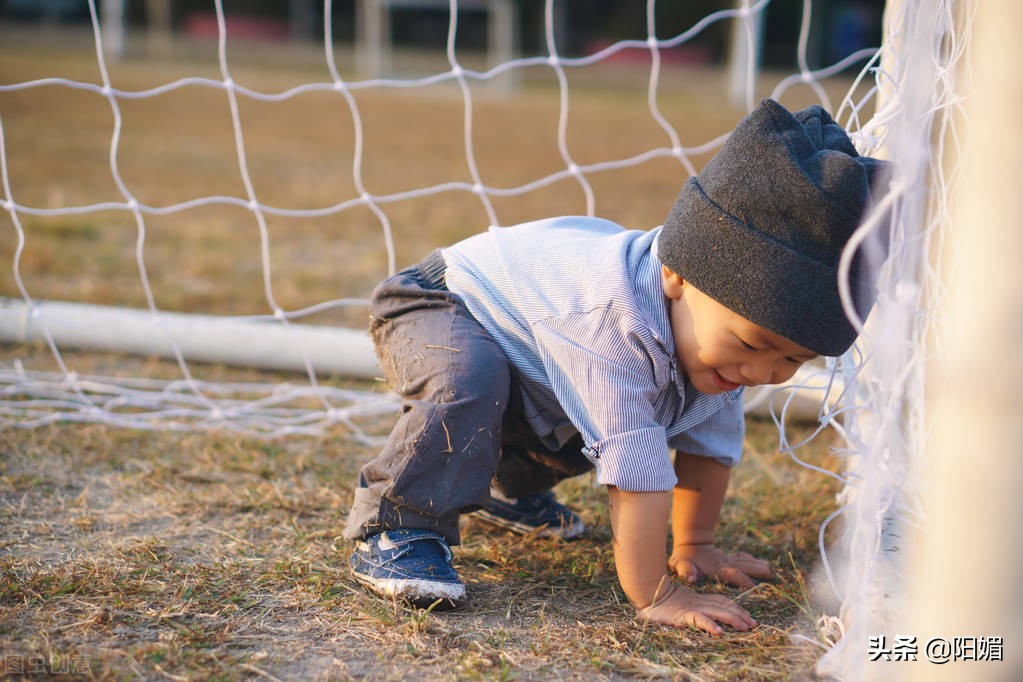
xmin=343 ymin=250 xmax=592 ymax=545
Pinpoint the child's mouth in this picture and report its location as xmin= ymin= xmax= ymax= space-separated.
xmin=712 ymin=371 xmax=742 ymax=392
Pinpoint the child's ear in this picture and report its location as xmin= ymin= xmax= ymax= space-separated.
xmin=661 ymin=265 xmax=686 ymax=300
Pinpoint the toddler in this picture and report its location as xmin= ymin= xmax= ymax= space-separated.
xmin=343 ymin=98 xmax=890 ymax=634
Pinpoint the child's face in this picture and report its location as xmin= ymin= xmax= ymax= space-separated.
xmin=661 ymin=266 xmax=818 ymax=395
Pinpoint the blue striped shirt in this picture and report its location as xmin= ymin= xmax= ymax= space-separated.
xmin=442 ymin=216 xmax=744 ymax=492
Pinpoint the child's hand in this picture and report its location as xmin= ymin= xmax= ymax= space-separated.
xmin=669 ymin=543 xmax=772 ymax=588
xmin=635 ymin=582 xmax=757 ymax=636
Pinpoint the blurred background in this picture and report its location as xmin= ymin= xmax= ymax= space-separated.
xmin=0 ymin=0 xmax=884 ymax=351
xmin=0 ymin=0 xmax=882 ymax=70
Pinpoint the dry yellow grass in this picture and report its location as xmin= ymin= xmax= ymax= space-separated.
xmin=1 ymin=418 xmax=842 ymax=681
xmin=0 ymin=25 xmax=867 ymax=680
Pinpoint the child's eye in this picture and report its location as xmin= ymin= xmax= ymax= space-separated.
xmin=739 ymin=339 xmax=758 ymax=351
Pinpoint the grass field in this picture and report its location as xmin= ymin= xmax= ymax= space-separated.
xmin=0 ymin=26 xmax=866 ymax=680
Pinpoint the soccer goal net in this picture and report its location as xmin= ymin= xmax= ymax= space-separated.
xmin=0 ymin=0 xmax=973 ymax=677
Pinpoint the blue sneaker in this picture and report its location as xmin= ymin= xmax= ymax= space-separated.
xmin=473 ymin=489 xmax=586 ymax=539
xmin=350 ymin=529 xmax=465 ymax=609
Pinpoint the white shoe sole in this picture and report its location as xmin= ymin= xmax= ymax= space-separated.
xmin=351 ymin=569 xmax=466 ymax=607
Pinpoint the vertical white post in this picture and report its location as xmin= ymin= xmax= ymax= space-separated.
xmin=358 ymin=0 xmax=392 ymax=77
xmin=487 ymin=0 xmax=519 ymax=93
xmin=488 ymin=0 xmax=514 ymax=66
xmin=906 ymin=0 xmax=1023 ymax=678
xmin=101 ymin=0 xmax=126 ymax=58
xmin=727 ymin=0 xmax=764 ymax=110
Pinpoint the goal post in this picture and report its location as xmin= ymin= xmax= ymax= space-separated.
xmin=0 ymin=297 xmax=379 ymax=378
xmin=903 ymin=0 xmax=1022 ymax=675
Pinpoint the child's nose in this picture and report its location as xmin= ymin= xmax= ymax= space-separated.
xmin=740 ymin=358 xmax=774 ymax=386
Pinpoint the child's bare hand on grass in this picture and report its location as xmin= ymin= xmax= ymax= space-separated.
xmin=636 ymin=582 xmax=757 ymax=636
xmin=669 ymin=543 xmax=772 ymax=588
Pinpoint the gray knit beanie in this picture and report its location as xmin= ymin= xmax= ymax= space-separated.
xmin=658 ymin=98 xmax=891 ymax=357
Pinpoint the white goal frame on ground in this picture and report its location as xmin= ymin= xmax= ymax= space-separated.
xmin=0 ymin=0 xmax=986 ymax=676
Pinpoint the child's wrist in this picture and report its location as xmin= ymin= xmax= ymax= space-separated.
xmin=633 ymin=578 xmax=680 ymax=611
xmin=672 ymin=530 xmax=715 ymax=548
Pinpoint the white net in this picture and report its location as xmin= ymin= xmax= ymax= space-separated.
xmin=0 ymin=0 xmax=968 ymax=676
xmin=814 ymin=0 xmax=970 ymax=677
xmin=0 ymin=0 xmax=885 ymax=438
